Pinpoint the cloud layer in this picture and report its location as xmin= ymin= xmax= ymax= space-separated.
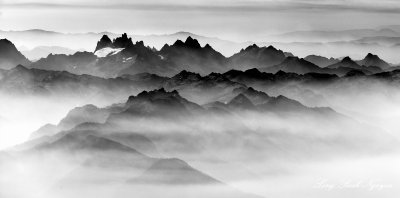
xmin=3 ymin=0 xmax=400 ymax=13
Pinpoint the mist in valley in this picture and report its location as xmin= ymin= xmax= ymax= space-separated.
xmin=1 ymin=73 xmax=400 ymax=198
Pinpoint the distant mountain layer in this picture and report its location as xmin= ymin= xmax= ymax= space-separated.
xmin=3 ymin=28 xmax=400 ymax=63
xmin=304 ymin=55 xmax=339 ymax=67
xmin=269 ymin=28 xmax=400 ymax=42
xmin=21 ymin=46 xmax=77 ymax=61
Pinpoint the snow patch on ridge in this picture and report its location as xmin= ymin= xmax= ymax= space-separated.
xmin=94 ymin=47 xmax=124 ymax=57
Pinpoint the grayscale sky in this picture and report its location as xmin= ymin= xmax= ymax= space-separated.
xmin=1 ymin=0 xmax=400 ymax=41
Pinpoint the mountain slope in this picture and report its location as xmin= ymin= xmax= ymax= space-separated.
xmin=130 ymin=158 xmax=220 ymax=185
xmin=0 ymin=39 xmax=31 ymax=69
xmin=30 ymin=51 xmax=97 ymax=74
xmin=0 ymin=65 xmax=163 ymax=97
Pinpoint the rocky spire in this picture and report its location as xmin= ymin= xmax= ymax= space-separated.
xmin=94 ymin=35 xmax=112 ymax=52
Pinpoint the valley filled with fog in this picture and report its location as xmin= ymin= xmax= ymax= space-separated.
xmin=1 ymin=31 xmax=400 ymax=198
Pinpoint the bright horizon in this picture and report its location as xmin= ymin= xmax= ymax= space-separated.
xmin=2 ymin=0 xmax=400 ymax=42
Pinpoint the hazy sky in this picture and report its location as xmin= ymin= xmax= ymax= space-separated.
xmin=1 ymin=0 xmax=400 ymax=41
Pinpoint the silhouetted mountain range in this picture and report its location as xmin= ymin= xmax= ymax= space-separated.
xmin=3 ymin=62 xmax=400 ymax=100
xmin=0 ymin=34 xmax=398 ymax=78
xmin=326 ymin=56 xmax=383 ymax=74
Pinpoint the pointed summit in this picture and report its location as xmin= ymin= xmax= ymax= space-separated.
xmin=172 ymin=39 xmax=185 ymax=47
xmin=232 ymin=87 xmax=273 ymax=105
xmin=228 ymin=94 xmax=255 ymax=109
xmin=327 ymin=56 xmax=361 ymax=70
xmin=261 ymin=95 xmax=306 ymax=111
xmin=204 ymin=44 xmax=212 ymax=49
xmin=94 ymin=35 xmax=112 ymax=52
xmin=341 ymin=56 xmax=353 ymax=63
xmin=358 ymin=53 xmax=390 ymax=69
xmin=184 ymin=36 xmax=201 ymax=48
xmin=13 ymin=64 xmax=29 ymax=71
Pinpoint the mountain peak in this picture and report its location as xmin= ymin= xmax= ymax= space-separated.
xmin=173 ymin=70 xmax=202 ymax=81
xmin=341 ymin=56 xmax=353 ymax=62
xmin=366 ymin=53 xmax=377 ymax=59
xmin=112 ymin=33 xmax=134 ymax=48
xmin=13 ymin=64 xmax=29 ymax=71
xmin=122 ymin=88 xmax=202 ymax=117
xmin=231 ymin=44 xmax=286 ymax=69
xmin=358 ymin=53 xmax=390 ymax=69
xmin=232 ymin=87 xmax=273 ymax=105
xmin=135 ymin=40 xmax=145 ymax=47
xmin=0 ymin=38 xmax=13 ymax=45
xmin=184 ymin=36 xmax=201 ymax=48
xmin=94 ymin=35 xmax=112 ymax=52
xmin=228 ymin=94 xmax=255 ymax=109
xmin=244 ymin=44 xmax=259 ymax=51
xmin=304 ymin=55 xmax=339 ymax=67
xmin=128 ymin=88 xmax=181 ymax=103
xmin=173 ymin=39 xmax=185 ymax=47
xmin=0 ymin=39 xmax=30 ymax=69
xmin=267 ymin=45 xmax=277 ymax=50
xmin=204 ymin=43 xmax=212 ymax=49
xmin=94 ymin=33 xmax=134 ymax=52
